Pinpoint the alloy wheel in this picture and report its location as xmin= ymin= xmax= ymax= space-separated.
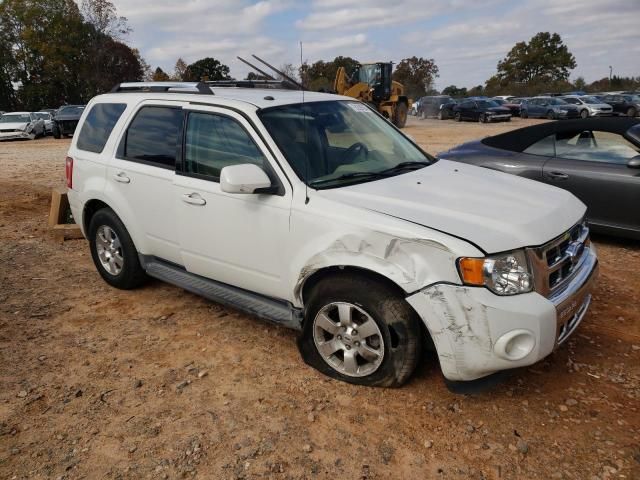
xmin=96 ymin=225 xmax=124 ymax=275
xmin=312 ymin=302 xmax=384 ymax=377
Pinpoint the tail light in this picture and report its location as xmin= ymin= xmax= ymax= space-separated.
xmin=65 ymin=156 xmax=73 ymax=189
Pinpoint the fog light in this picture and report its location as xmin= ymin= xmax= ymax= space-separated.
xmin=494 ymin=329 xmax=535 ymax=361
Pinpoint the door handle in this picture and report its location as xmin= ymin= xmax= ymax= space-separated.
xmin=182 ymin=193 xmax=206 ymax=206
xmin=113 ymin=172 xmax=131 ymax=183
xmin=547 ymin=171 xmax=569 ymax=180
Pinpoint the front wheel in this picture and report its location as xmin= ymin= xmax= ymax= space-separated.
xmin=547 ymin=110 xmax=556 ymax=120
xmin=52 ymin=124 xmax=61 ymax=139
xmin=454 ymin=112 xmax=461 ymax=122
xmin=393 ymin=102 xmax=408 ymax=128
xmin=628 ymin=107 xmax=637 ymax=117
xmin=580 ymin=109 xmax=589 ymax=119
xmin=298 ymin=275 xmax=422 ymax=387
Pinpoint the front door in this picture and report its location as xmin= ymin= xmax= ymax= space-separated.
xmin=174 ymin=106 xmax=292 ymax=300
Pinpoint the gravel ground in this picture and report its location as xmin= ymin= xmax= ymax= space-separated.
xmin=0 ymin=117 xmax=638 ymax=479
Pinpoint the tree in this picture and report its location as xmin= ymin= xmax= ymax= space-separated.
xmin=173 ymin=58 xmax=188 ymax=81
xmin=496 ymin=32 xmax=576 ymax=84
xmin=81 ymin=0 xmax=131 ymax=39
xmin=441 ymin=85 xmax=467 ymax=97
xmin=246 ymin=72 xmax=271 ymax=81
xmin=152 ymin=67 xmax=170 ymax=81
xmin=467 ymin=85 xmax=484 ymax=97
xmin=184 ymin=57 xmax=231 ymax=82
xmin=392 ymin=56 xmax=439 ymax=99
xmin=573 ymin=76 xmax=586 ymax=91
xmin=300 ymin=56 xmax=359 ymax=90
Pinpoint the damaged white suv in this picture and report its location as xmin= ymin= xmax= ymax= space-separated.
xmin=66 ymin=82 xmax=598 ymax=387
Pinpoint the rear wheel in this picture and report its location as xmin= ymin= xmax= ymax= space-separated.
xmin=580 ymin=109 xmax=589 ymax=119
xmin=298 ymin=274 xmax=422 ymax=387
xmin=393 ymin=102 xmax=408 ymax=128
xmin=547 ymin=110 xmax=556 ymax=120
xmin=455 ymin=112 xmax=461 ymax=122
xmin=437 ymin=111 xmax=443 ymax=120
xmin=520 ymin=110 xmax=528 ymax=119
xmin=52 ymin=124 xmax=61 ymax=139
xmin=88 ymin=208 xmax=147 ymax=289
xmin=627 ymin=107 xmax=637 ymax=117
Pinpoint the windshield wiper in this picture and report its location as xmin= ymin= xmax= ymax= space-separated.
xmin=379 ymin=161 xmax=431 ymax=174
xmin=309 ymin=171 xmax=391 ymax=187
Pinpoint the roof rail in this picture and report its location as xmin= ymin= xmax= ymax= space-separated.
xmin=206 ymin=79 xmax=297 ymax=90
xmin=110 ymin=82 xmax=213 ymax=95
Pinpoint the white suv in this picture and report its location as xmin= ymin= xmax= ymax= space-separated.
xmin=66 ymin=82 xmax=598 ymax=388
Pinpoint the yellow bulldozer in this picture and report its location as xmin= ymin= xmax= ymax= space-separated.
xmin=334 ymin=62 xmax=410 ymax=128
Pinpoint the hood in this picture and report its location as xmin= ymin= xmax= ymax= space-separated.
xmin=316 ymin=160 xmax=585 ymax=253
xmin=0 ymin=122 xmax=28 ymax=130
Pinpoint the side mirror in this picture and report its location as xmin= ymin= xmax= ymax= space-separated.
xmin=220 ymin=164 xmax=273 ymax=194
xmin=628 ymin=156 xmax=640 ymax=169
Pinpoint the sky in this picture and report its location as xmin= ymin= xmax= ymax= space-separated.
xmin=106 ymin=0 xmax=640 ymax=90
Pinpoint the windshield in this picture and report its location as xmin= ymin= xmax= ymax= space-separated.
xmin=477 ymin=100 xmax=500 ymax=108
xmin=0 ymin=114 xmax=30 ymax=123
xmin=549 ymin=98 xmax=567 ymax=105
xmin=492 ymin=99 xmax=505 ymax=105
xmin=57 ymin=106 xmax=85 ymax=115
xmin=34 ymin=113 xmax=50 ymax=120
xmin=358 ymin=64 xmax=381 ymax=86
xmin=581 ymin=96 xmax=600 ymax=104
xmin=629 ymin=95 xmax=640 ymax=102
xmin=259 ymin=101 xmax=433 ymax=188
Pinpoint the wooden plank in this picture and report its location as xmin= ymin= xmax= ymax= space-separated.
xmin=49 ymin=187 xmax=84 ymax=242
xmin=52 ymin=224 xmax=84 ymax=241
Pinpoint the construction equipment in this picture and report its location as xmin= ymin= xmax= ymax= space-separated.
xmin=334 ymin=62 xmax=410 ymax=128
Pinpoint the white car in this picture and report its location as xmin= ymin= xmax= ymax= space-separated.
xmin=35 ymin=111 xmax=54 ymax=134
xmin=560 ymin=95 xmax=613 ymax=118
xmin=0 ymin=111 xmax=45 ymax=140
xmin=66 ymin=82 xmax=598 ymax=388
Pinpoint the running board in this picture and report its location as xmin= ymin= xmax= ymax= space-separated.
xmin=139 ymin=255 xmax=303 ymax=330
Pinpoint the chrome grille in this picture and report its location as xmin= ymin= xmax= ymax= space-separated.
xmin=527 ymin=222 xmax=590 ymax=298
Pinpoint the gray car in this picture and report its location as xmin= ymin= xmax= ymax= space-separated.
xmin=560 ymin=95 xmax=613 ymax=118
xmin=521 ymin=97 xmax=580 ymax=119
xmin=438 ymin=118 xmax=640 ymax=239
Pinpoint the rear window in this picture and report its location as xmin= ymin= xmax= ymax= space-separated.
xmin=76 ymin=103 xmax=126 ymax=153
xmin=119 ymin=106 xmax=183 ymax=169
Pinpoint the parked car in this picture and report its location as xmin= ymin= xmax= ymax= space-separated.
xmin=453 ymin=99 xmax=511 ymax=122
xmin=67 ymin=81 xmax=597 ymax=388
xmin=53 ymin=105 xmax=85 ymax=138
xmin=492 ymin=95 xmax=515 ymax=101
xmin=601 ymin=94 xmax=640 ymax=117
xmin=439 ymin=118 xmax=640 ymax=239
xmin=521 ymin=97 xmax=580 ymax=119
xmin=417 ymin=95 xmax=455 ymax=119
xmin=560 ymin=95 xmax=613 ymax=118
xmin=491 ymin=98 xmax=522 ymax=116
xmin=0 ymin=111 xmax=45 ymax=140
xmin=34 ymin=111 xmax=54 ymax=134
xmin=437 ymin=98 xmax=459 ymax=120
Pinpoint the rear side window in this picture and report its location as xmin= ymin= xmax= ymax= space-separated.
xmin=184 ymin=112 xmax=266 ymax=179
xmin=76 ymin=103 xmax=126 ymax=153
xmin=120 ymin=106 xmax=183 ymax=169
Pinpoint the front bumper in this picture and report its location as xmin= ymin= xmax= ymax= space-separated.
xmin=407 ymin=246 xmax=598 ymax=381
xmin=0 ymin=130 xmax=33 ymax=140
xmin=487 ymin=114 xmax=511 ymax=121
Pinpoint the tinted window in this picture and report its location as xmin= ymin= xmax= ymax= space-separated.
xmin=523 ymin=134 xmax=555 ymax=156
xmin=556 ymin=130 xmax=639 ymax=164
xmin=122 ymin=106 xmax=183 ymax=168
xmin=184 ymin=112 xmax=266 ymax=179
xmin=76 ymin=103 xmax=126 ymax=153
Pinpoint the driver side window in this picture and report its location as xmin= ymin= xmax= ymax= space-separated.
xmin=556 ymin=130 xmax=639 ymax=164
xmin=184 ymin=112 xmax=266 ymax=180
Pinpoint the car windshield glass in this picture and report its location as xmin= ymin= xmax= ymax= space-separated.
xmin=58 ymin=106 xmax=85 ymax=115
xmin=358 ymin=64 xmax=381 ymax=86
xmin=492 ymin=99 xmax=505 ymax=105
xmin=259 ymin=100 xmax=434 ymax=189
xmin=34 ymin=113 xmax=50 ymax=120
xmin=582 ymin=96 xmax=600 ymax=104
xmin=477 ymin=100 xmax=499 ymax=108
xmin=0 ymin=114 xmax=30 ymax=123
xmin=630 ymin=95 xmax=640 ymax=102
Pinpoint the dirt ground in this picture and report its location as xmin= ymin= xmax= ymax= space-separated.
xmin=1 ymin=117 xmax=638 ymax=480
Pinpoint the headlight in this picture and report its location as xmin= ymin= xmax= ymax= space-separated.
xmin=458 ymin=250 xmax=533 ymax=295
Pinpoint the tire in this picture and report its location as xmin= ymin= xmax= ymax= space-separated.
xmin=547 ymin=110 xmax=556 ymax=120
xmin=580 ymin=109 xmax=589 ymax=119
xmin=454 ymin=112 xmax=461 ymax=122
xmin=88 ymin=208 xmax=147 ymax=290
xmin=393 ymin=102 xmax=408 ymax=128
xmin=420 ymin=110 xmax=426 ymax=120
xmin=52 ymin=124 xmax=61 ymax=139
xmin=521 ymin=110 xmax=528 ymax=119
xmin=627 ymin=107 xmax=637 ymax=117
xmin=437 ymin=111 xmax=443 ymax=120
xmin=298 ymin=274 xmax=422 ymax=387
xmin=478 ymin=114 xmax=485 ymax=123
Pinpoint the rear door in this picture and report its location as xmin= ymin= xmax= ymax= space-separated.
xmin=542 ymin=129 xmax=640 ymax=229
xmin=106 ymin=101 xmax=187 ymax=265
xmin=174 ymin=105 xmax=292 ymax=300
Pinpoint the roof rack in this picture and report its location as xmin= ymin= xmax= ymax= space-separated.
xmin=110 ymin=82 xmax=213 ymax=95
xmin=206 ymin=79 xmax=298 ymax=90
